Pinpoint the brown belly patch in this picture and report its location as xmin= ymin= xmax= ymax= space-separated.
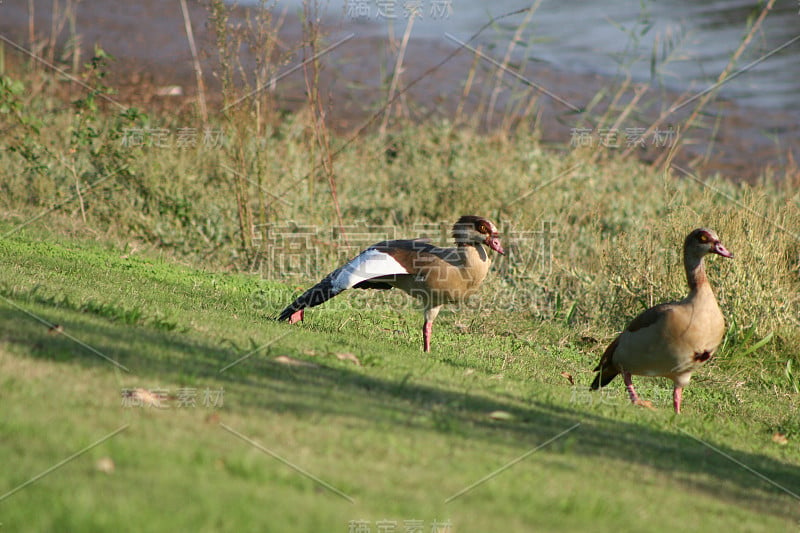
xmin=693 ymin=350 xmax=712 ymax=362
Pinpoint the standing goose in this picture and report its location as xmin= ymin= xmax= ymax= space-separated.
xmin=590 ymin=228 xmax=733 ymax=413
xmin=277 ymin=215 xmax=504 ymax=352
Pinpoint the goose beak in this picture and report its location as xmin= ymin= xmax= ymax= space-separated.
xmin=712 ymin=242 xmax=733 ymax=258
xmin=486 ymin=235 xmax=504 ymax=255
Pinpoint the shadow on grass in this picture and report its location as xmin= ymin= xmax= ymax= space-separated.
xmin=2 ymin=302 xmax=799 ymax=523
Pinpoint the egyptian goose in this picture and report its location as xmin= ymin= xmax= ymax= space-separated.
xmin=277 ymin=215 xmax=504 ymax=352
xmin=590 ymin=228 xmax=733 ymax=413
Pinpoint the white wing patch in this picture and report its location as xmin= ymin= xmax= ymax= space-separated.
xmin=331 ymin=248 xmax=409 ymax=290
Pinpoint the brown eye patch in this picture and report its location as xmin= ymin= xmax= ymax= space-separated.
xmin=477 ymin=222 xmax=490 ymax=235
xmin=697 ymin=232 xmax=710 ymax=243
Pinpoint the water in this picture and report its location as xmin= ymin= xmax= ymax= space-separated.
xmin=259 ymin=0 xmax=799 ymax=110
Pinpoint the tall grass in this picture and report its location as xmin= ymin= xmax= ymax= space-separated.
xmin=0 ymin=1 xmax=798 ymax=395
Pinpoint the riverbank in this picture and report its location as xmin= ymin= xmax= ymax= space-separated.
xmin=1 ymin=0 xmax=797 ymax=181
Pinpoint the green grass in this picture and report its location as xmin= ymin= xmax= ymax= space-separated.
xmin=1 ymin=227 xmax=798 ymax=532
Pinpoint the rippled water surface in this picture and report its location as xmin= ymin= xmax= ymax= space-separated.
xmin=262 ymin=0 xmax=799 ymax=110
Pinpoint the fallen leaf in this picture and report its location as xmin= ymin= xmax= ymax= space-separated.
xmin=48 ymin=324 xmax=64 ymax=335
xmin=95 ymin=457 xmax=115 ymax=474
xmin=336 ymin=352 xmax=361 ymax=366
xmin=155 ymin=85 xmax=183 ymax=96
xmin=274 ymin=355 xmax=318 ymax=368
xmin=560 ymin=372 xmax=574 ymax=385
xmin=205 ymin=412 xmax=220 ymax=425
xmin=488 ymin=410 xmax=514 ymax=421
xmin=125 ymin=388 xmax=165 ymax=408
xmin=772 ymin=432 xmax=789 ymax=445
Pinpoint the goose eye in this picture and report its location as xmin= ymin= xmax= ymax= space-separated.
xmin=698 ymin=233 xmax=709 ymax=243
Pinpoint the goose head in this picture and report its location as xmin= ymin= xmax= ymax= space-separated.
xmin=685 ymin=228 xmax=733 ymax=260
xmin=453 ymin=215 xmax=504 ymax=255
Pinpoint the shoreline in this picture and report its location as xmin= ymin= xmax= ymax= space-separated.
xmin=1 ymin=0 xmax=796 ymax=182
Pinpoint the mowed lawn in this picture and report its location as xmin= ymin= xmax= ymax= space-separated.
xmin=0 ymin=230 xmax=798 ymax=532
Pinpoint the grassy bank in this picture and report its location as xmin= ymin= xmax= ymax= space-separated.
xmin=1 ymin=222 xmax=799 ymax=532
xmin=1 ymin=14 xmax=800 ymax=531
